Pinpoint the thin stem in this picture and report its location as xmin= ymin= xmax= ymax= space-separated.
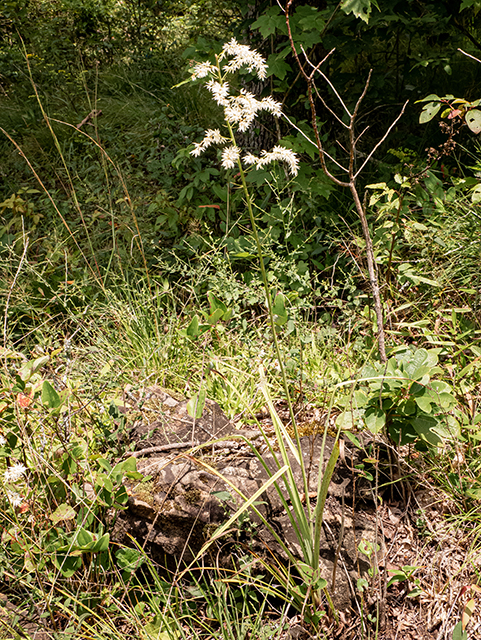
xmin=226 ymin=119 xmax=312 ymax=518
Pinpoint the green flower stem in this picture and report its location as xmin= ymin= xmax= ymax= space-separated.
xmin=224 ymin=118 xmax=311 ymax=521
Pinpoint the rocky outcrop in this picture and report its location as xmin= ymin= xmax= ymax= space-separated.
xmin=113 ymin=386 xmax=385 ymax=610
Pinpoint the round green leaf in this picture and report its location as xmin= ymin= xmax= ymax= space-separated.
xmin=465 ymin=109 xmax=481 ymax=134
xmin=50 ymin=503 xmax=76 ymax=524
xmin=419 ymin=103 xmax=441 ymax=124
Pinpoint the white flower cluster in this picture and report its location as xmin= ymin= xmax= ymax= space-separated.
xmin=221 ymin=38 xmax=268 ymax=80
xmin=189 ymin=39 xmax=299 ymax=177
xmin=4 ymin=462 xmax=27 ymax=483
xmin=191 ymin=129 xmax=228 ymax=157
xmin=6 ymin=490 xmax=23 ymax=507
xmin=244 ymin=146 xmax=300 ymax=177
xmin=221 ymin=146 xmax=240 ymax=169
xmin=225 ymin=91 xmax=282 ymax=132
xmin=191 ymin=61 xmax=218 ymax=80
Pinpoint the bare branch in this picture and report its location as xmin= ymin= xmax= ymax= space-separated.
xmin=300 ymin=45 xmax=335 ymax=78
xmin=355 ymin=125 xmax=370 ymax=147
xmin=354 ymin=100 xmax=409 ymax=179
xmin=313 ymin=64 xmax=352 ymax=119
xmin=286 ymin=0 xmax=309 ymax=81
xmin=313 ymin=81 xmax=350 ymax=128
xmin=352 ymin=70 xmax=372 ymax=120
xmin=282 ymin=114 xmax=349 ymax=173
xmin=458 ymin=48 xmax=481 ymax=65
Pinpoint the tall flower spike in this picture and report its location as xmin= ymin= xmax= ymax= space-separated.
xmin=221 ymin=38 xmax=268 ymax=80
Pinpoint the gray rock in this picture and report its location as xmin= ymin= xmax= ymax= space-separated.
xmin=113 ymin=388 xmax=382 ymax=611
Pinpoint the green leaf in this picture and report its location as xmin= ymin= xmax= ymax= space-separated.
xmin=211 ymin=490 xmax=232 ymax=502
xmin=410 ymin=415 xmax=442 ymax=446
xmin=19 ymin=355 xmax=49 ymax=382
xmin=187 ymin=389 xmax=206 ymax=419
xmin=415 ymin=94 xmax=441 ymax=103
xmin=53 ymin=553 xmax=82 ymax=578
xmin=251 ymin=6 xmax=286 ymax=38
xmin=471 ymin=184 xmax=481 ymax=203
xmin=272 ymin=293 xmax=288 ymax=326
xmin=267 ymin=54 xmax=292 ymax=81
xmin=186 ymin=315 xmax=199 ymax=338
xmin=50 ymin=503 xmax=76 ymax=524
xmin=42 ymin=380 xmax=62 ymax=409
xmin=419 ymin=102 xmax=441 ymax=124
xmin=452 ymin=620 xmax=467 ymax=640
xmin=364 ymin=406 xmax=386 ymax=434
xmin=465 ymin=109 xmax=481 ymax=134
xmin=89 ymin=533 xmax=110 ymax=553
xmin=208 ymin=292 xmax=227 ymax=315
xmin=116 ymin=547 xmax=145 ymax=573
xmin=341 ymin=0 xmax=373 ymax=23
xmin=207 ymin=308 xmax=224 ymax=325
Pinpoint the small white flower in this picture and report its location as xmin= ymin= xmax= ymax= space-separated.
xmin=206 ymin=80 xmax=230 ymax=106
xmin=223 ymin=91 xmax=282 ymax=133
xmin=221 ymin=146 xmax=240 ymax=170
xmin=0 ymin=435 xmax=6 ymax=447
xmin=4 ymin=463 xmax=27 ymax=483
xmin=243 ymin=146 xmax=299 ymax=176
xmin=260 ymin=96 xmax=282 ymax=118
xmin=191 ymin=61 xmax=217 ymax=80
xmin=6 ymin=490 xmax=23 ymax=507
xmin=221 ymin=38 xmax=268 ymax=80
xmin=243 ymin=152 xmax=257 ymax=166
xmin=191 ymin=129 xmax=227 ymax=157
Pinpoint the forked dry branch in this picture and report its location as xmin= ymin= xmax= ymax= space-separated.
xmin=285 ymin=0 xmax=409 ymax=363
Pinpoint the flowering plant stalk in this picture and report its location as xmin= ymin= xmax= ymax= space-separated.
xmin=189 ymin=40 xmax=340 ymax=622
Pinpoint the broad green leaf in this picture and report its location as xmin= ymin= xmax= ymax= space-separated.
xmin=466 ymin=109 xmax=481 ymax=134
xmin=95 ymin=472 xmax=113 ymax=493
xmin=267 ymin=54 xmax=292 ymax=80
xmin=50 ymin=503 xmax=76 ymax=524
xmin=186 ymin=315 xmax=199 ymax=338
xmin=471 ymin=184 xmax=481 ymax=203
xmin=336 ymin=410 xmax=359 ymax=430
xmin=251 ymin=6 xmax=286 ymax=37
xmin=207 ymin=292 xmax=227 ymax=315
xmin=272 ymin=293 xmax=288 ymax=326
xmin=398 ymin=399 xmax=416 ymax=416
xmin=207 ymin=308 xmax=224 ymax=325
xmin=364 ymin=406 xmax=386 ymax=434
xmin=410 ymin=415 xmax=441 ymax=446
xmin=419 ymin=102 xmax=441 ymax=124
xmin=414 ymin=394 xmax=433 ymax=413
xmin=89 ymin=533 xmax=110 ymax=553
xmin=341 ymin=0 xmax=374 ymax=23
xmin=415 ymin=94 xmax=441 ymax=103
xmin=19 ymin=355 xmax=49 ymax=381
xmin=116 ymin=547 xmax=145 ymax=573
xmin=211 ymin=490 xmax=232 ymax=502
xmin=296 ymin=562 xmax=327 ymax=589
xmin=42 ymin=380 xmax=61 ymax=409
xmin=452 ymin=620 xmax=467 ymax=640
xmin=75 ymin=528 xmax=93 ymax=548
xmin=53 ymin=553 xmax=82 ymax=578
xmin=187 ymin=388 xmax=206 ymax=419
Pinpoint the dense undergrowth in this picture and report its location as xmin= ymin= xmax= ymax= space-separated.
xmin=1 ymin=1 xmax=481 ymax=638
